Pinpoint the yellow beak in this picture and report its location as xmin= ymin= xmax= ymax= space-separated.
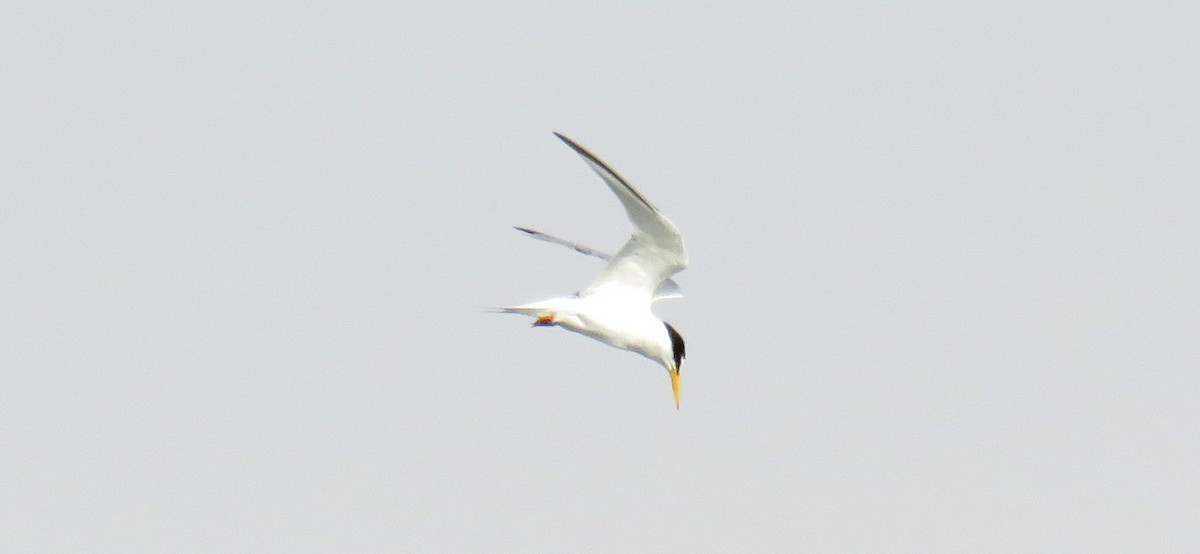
xmin=669 ymin=366 xmax=681 ymax=409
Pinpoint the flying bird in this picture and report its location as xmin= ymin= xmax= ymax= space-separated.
xmin=495 ymin=133 xmax=689 ymax=408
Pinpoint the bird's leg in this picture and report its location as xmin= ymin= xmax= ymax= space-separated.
xmin=532 ymin=314 xmax=555 ymax=327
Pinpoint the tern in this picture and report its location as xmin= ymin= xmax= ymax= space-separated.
xmin=495 ymin=133 xmax=689 ymax=408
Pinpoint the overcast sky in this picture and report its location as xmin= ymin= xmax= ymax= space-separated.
xmin=3 ymin=2 xmax=1198 ymax=552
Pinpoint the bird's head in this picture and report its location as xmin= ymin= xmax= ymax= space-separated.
xmin=662 ymin=322 xmax=686 ymax=409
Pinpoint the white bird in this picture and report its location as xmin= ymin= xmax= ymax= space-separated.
xmin=495 ymin=133 xmax=689 ymax=408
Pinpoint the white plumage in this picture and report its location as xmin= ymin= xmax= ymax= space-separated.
xmin=495 ymin=133 xmax=689 ymax=408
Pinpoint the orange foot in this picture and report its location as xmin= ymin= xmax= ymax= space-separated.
xmin=533 ymin=314 xmax=555 ymax=327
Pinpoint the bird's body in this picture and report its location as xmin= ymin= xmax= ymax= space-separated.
xmin=495 ymin=133 xmax=689 ymax=407
xmin=500 ymin=295 xmax=670 ymax=363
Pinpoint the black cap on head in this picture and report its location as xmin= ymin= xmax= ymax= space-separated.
xmin=663 ymin=322 xmax=685 ymax=371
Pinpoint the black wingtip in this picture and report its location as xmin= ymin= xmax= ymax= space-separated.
xmin=553 ymin=132 xmax=584 ymax=153
xmin=553 ymin=133 xmax=599 ymax=164
xmin=513 ymin=226 xmax=534 ymax=235
xmin=551 ymin=132 xmax=656 ymax=211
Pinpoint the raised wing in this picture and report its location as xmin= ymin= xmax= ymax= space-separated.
xmin=514 ymin=226 xmax=684 ymax=301
xmin=553 ymin=133 xmax=687 ymax=300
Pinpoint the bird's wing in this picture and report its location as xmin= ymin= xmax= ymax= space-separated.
xmin=553 ymin=133 xmax=688 ymax=301
xmin=514 ymin=225 xmax=684 ymax=301
xmin=514 ymin=226 xmax=611 ymax=261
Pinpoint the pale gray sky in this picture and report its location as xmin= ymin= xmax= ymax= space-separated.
xmin=3 ymin=2 xmax=1198 ymax=552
